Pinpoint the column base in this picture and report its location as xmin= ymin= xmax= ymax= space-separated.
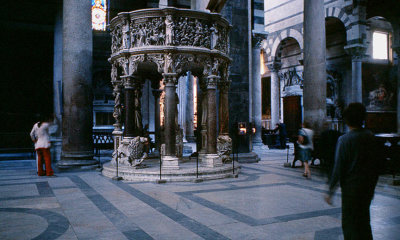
xmin=161 ymin=155 xmax=180 ymax=170
xmin=201 ymin=154 xmax=222 ymax=168
xmin=252 ymin=138 xmax=266 ymax=150
xmin=233 ymin=152 xmax=260 ymax=163
xmin=58 ymin=151 xmax=97 ymax=170
xmin=57 ymin=159 xmax=99 ymax=170
xmin=50 ymin=137 xmax=62 ymax=162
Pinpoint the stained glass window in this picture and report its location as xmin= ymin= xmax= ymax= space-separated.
xmin=92 ymin=0 xmax=107 ymax=31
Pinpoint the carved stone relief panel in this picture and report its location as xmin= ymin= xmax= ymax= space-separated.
xmin=279 ymin=68 xmax=303 ymax=91
xmin=111 ymin=24 xmax=122 ymax=53
xmin=130 ymin=17 xmax=166 ymax=47
xmin=174 ymin=17 xmax=211 ymax=48
xmin=128 ymin=55 xmax=145 ymax=75
xmin=116 ymin=57 xmax=129 ymax=76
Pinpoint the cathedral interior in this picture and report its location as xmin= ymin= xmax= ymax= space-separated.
xmin=0 ymin=0 xmax=399 ymax=239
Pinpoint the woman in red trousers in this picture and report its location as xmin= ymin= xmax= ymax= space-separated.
xmin=30 ymin=115 xmax=54 ymax=176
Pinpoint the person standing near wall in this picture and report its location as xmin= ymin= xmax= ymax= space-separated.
xmin=297 ymin=121 xmax=314 ymax=179
xmin=325 ymin=103 xmax=379 ymax=240
xmin=30 ymin=114 xmax=55 ymax=177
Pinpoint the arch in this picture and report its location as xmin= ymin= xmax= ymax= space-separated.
xmin=269 ymin=28 xmax=303 ymax=61
xmin=325 ymin=7 xmax=351 ymax=42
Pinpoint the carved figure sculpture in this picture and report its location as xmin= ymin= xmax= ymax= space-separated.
xmin=210 ymin=24 xmax=219 ymax=49
xmin=113 ymin=91 xmax=122 ymax=125
xmin=134 ymin=89 xmax=143 ymax=131
xmin=113 ymin=136 xmax=148 ymax=167
xmin=122 ymin=19 xmax=130 ymax=49
xmin=165 ymin=15 xmax=174 ymax=45
xmin=217 ymin=135 xmax=232 ymax=163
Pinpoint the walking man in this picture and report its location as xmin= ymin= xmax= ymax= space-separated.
xmin=325 ymin=103 xmax=379 ymax=240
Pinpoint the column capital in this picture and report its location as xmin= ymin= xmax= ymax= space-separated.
xmin=252 ymin=30 xmax=267 ymax=48
xmin=162 ymin=73 xmax=178 ymax=86
xmin=206 ymin=75 xmax=220 ymax=89
xmin=267 ymin=62 xmax=282 ymax=73
xmin=344 ymin=44 xmax=367 ymax=60
xmin=121 ymin=75 xmax=141 ymax=89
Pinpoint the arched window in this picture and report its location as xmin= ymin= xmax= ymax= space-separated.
xmin=92 ymin=0 xmax=107 ymax=31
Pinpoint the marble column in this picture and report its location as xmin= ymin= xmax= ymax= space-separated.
xmin=112 ymin=80 xmax=123 ymax=155
xmin=199 ymin=82 xmax=208 ymax=154
xmin=251 ymin=34 xmax=264 ymax=145
xmin=177 ymin=75 xmax=187 ymax=142
xmin=203 ymin=75 xmax=222 ymax=167
xmin=219 ymin=81 xmax=230 ymax=135
xmin=268 ymin=62 xmax=281 ymax=128
xmin=345 ymin=45 xmax=366 ymax=103
xmin=122 ymin=75 xmax=137 ymax=138
xmin=393 ymin=45 xmax=400 ymax=133
xmin=303 ymin=0 xmax=326 ymax=132
xmin=162 ymin=73 xmax=179 ymax=169
xmin=185 ymin=72 xmax=195 ymax=142
xmin=395 ymin=47 xmax=400 ymax=133
xmin=51 ymin=7 xmax=63 ymax=162
xmin=152 ymin=89 xmax=162 ymax=151
xmin=391 ymin=23 xmax=400 ymax=133
xmin=59 ymin=0 xmax=97 ymax=168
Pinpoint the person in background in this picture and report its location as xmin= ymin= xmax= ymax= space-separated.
xmin=273 ymin=122 xmax=287 ymax=149
xmin=320 ymin=122 xmax=342 ymax=181
xmin=325 ymin=103 xmax=379 ymax=240
xmin=30 ymin=114 xmax=55 ymax=177
xmin=297 ymin=121 xmax=313 ymax=179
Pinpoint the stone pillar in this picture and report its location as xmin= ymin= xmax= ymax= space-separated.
xmin=394 ymin=46 xmax=400 ymax=133
xmin=111 ymin=74 xmax=124 ymax=154
xmin=122 ymin=75 xmax=136 ymax=138
xmin=51 ymin=7 xmax=63 ymax=162
xmin=219 ymin=81 xmax=230 ymax=135
xmin=397 ymin=47 xmax=400 ymax=133
xmin=59 ymin=0 xmax=97 ymax=168
xmin=268 ymin=62 xmax=281 ymax=128
xmin=177 ymin=75 xmax=187 ymax=142
xmin=186 ymin=73 xmax=195 ymax=142
xmin=199 ymin=82 xmax=208 ymax=154
xmin=345 ymin=45 xmax=366 ymax=102
xmin=251 ymin=33 xmax=264 ymax=145
xmin=390 ymin=23 xmax=400 ymax=133
xmin=303 ymin=0 xmax=326 ymax=132
xmin=162 ymin=73 xmax=179 ymax=169
xmin=152 ymin=89 xmax=162 ymax=150
xmin=202 ymin=75 xmax=222 ymax=167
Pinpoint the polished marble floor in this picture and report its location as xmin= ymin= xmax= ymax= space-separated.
xmin=0 ymin=147 xmax=399 ymax=240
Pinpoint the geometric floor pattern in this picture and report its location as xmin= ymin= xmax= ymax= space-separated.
xmin=0 ymin=148 xmax=399 ymax=240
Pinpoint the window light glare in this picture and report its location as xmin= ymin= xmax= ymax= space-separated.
xmin=372 ymin=32 xmax=388 ymax=60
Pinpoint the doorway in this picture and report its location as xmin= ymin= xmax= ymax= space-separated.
xmin=283 ymin=96 xmax=302 ymax=138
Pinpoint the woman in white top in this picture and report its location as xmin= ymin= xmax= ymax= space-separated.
xmin=30 ymin=115 xmax=54 ymax=176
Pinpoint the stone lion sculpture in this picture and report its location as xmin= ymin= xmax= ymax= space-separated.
xmin=112 ymin=136 xmax=148 ymax=167
xmin=217 ymin=135 xmax=232 ymax=163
